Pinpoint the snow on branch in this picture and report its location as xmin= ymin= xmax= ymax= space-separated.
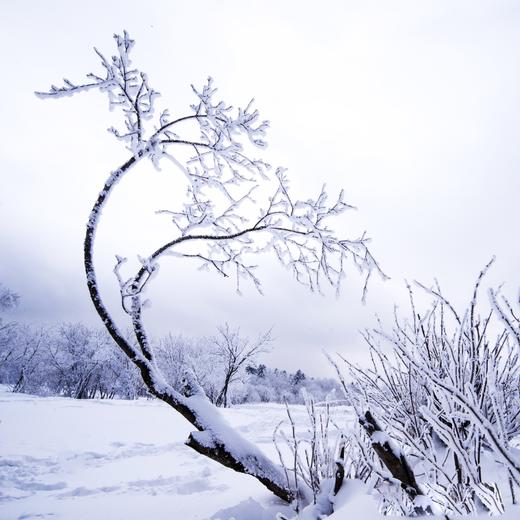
xmin=37 ymin=31 xmax=385 ymax=305
xmin=490 ymin=286 xmax=520 ymax=348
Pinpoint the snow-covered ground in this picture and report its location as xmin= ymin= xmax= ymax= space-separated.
xmin=0 ymin=387 xmax=349 ymax=519
xmin=1 ymin=388 xmax=519 ymax=520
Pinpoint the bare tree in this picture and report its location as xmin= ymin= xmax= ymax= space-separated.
xmin=213 ymin=324 xmax=271 ymax=407
xmin=36 ymin=31 xmax=384 ymax=504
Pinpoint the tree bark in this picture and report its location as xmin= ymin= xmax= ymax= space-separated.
xmin=186 ymin=431 xmax=293 ymax=502
xmin=360 ymin=410 xmax=431 ymax=515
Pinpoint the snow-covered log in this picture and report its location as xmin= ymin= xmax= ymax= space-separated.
xmin=359 ymin=411 xmax=431 ymax=515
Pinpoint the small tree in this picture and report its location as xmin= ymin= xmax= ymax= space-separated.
xmin=213 ymin=324 xmax=271 ymax=407
xmin=0 ymin=284 xmax=19 ymax=312
xmin=155 ymin=333 xmax=221 ymax=403
xmin=37 ymin=31 xmax=384 ymax=503
xmin=10 ymin=326 xmax=48 ymax=394
xmin=292 ymin=369 xmax=306 ymax=386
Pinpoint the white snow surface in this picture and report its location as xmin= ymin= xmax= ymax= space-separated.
xmin=0 ymin=387 xmax=302 ymax=520
xmin=1 ymin=388 xmax=519 ymax=520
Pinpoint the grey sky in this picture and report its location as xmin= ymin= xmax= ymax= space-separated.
xmin=1 ymin=0 xmax=519 ymax=376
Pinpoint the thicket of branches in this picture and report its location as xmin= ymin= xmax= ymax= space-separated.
xmin=327 ymin=262 xmax=520 ymax=517
xmin=267 ymin=265 xmax=519 ymax=518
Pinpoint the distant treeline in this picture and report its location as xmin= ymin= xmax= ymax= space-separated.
xmin=0 ymin=286 xmax=341 ymax=405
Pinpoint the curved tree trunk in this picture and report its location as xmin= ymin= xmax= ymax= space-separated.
xmin=83 ymin=155 xmax=295 ymax=504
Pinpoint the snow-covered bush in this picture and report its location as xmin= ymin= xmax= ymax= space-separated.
xmin=334 ymin=261 xmax=520 ymax=516
xmin=273 ymin=391 xmax=341 ymax=503
xmin=274 ymin=391 xmax=350 ymax=517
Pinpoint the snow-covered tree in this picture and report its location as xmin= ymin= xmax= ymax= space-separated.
xmin=155 ymin=333 xmax=221 ymax=403
xmin=292 ymin=369 xmax=306 ymax=386
xmin=10 ymin=326 xmax=49 ymax=394
xmin=0 ymin=284 xmax=18 ymax=312
xmin=0 ymin=284 xmax=20 ymax=374
xmin=36 ymin=31 xmax=384 ymax=503
xmin=1 ymin=320 xmax=144 ymax=399
xmin=212 ymin=324 xmax=272 ymax=407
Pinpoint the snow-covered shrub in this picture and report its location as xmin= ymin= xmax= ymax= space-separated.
xmin=334 ymin=261 xmax=520 ymax=516
xmin=274 ymin=390 xmax=346 ymax=515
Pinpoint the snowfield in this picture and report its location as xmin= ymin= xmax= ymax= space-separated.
xmin=0 ymin=388 xmax=347 ymax=519
xmin=1 ymin=388 xmax=519 ymax=520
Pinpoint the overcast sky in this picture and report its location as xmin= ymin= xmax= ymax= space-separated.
xmin=1 ymin=0 xmax=519 ymax=376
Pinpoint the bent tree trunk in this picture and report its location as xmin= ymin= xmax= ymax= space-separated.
xmin=83 ymin=156 xmax=294 ymax=503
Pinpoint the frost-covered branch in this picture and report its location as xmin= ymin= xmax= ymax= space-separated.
xmin=490 ymin=287 xmax=520 ymax=349
xmin=274 ymin=393 xmax=342 ymax=515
